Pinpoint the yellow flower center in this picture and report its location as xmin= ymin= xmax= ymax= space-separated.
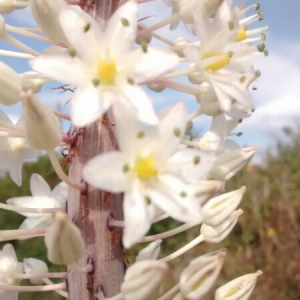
xmin=134 ymin=156 xmax=158 ymax=180
xmin=203 ymin=52 xmax=231 ymax=72
xmin=98 ymin=60 xmax=117 ymax=85
xmin=236 ymin=29 xmax=247 ymax=42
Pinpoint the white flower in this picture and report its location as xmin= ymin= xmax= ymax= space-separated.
xmin=83 ymin=102 xmax=213 ymax=248
xmin=23 ymin=258 xmax=48 ymax=285
xmin=0 ymin=110 xmax=39 ymax=186
xmin=30 ymin=0 xmax=179 ymax=127
xmin=6 ymin=173 xmax=68 ymax=229
xmin=0 ymin=244 xmax=23 ymax=300
xmin=183 ymin=3 xmax=255 ymax=113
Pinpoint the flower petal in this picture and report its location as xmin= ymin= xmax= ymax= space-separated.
xmin=59 ymin=6 xmax=104 ymax=65
xmin=9 ymin=154 xmax=24 ymax=187
xmin=123 ymin=181 xmax=151 ymax=248
xmin=147 ymin=175 xmax=202 ymax=224
xmin=30 ymin=174 xmax=51 ymax=197
xmin=71 ymin=85 xmax=106 ymax=127
xmin=105 ymin=0 xmax=138 ymax=57
xmin=82 ymin=151 xmax=132 ymax=193
xmin=131 ymin=47 xmax=179 ymax=84
xmin=121 ymin=85 xmax=158 ymax=125
xmin=19 ymin=216 xmax=52 ymax=230
xmin=51 ymin=182 xmax=68 ymax=205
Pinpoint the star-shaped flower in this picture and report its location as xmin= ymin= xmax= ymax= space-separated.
xmin=83 ymin=102 xmax=214 ymax=248
xmin=30 ymin=0 xmax=179 ymax=127
xmin=6 ymin=174 xmax=68 ymax=230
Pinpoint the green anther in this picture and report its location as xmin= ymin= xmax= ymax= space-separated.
xmin=264 ymin=49 xmax=269 ymax=57
xmin=123 ymin=164 xmax=130 ymax=173
xmin=258 ymin=11 xmax=263 ymax=21
xmin=68 ymin=48 xmax=76 ymax=57
xmin=193 ymin=156 xmax=200 ymax=165
xmin=243 ymin=24 xmax=248 ymax=30
xmin=239 ymin=76 xmax=246 ymax=83
xmin=145 ymin=196 xmax=151 ymax=204
xmin=228 ymin=20 xmax=234 ymax=30
xmin=141 ymin=41 xmax=148 ymax=53
xmin=121 ymin=18 xmax=130 ymax=26
xmin=228 ymin=51 xmax=234 ymax=58
xmin=127 ymin=78 xmax=135 ymax=85
xmin=174 ymin=128 xmax=181 ymax=137
xmin=180 ymin=191 xmax=187 ymax=198
xmin=261 ymin=33 xmax=266 ymax=41
xmin=92 ymin=78 xmax=100 ymax=87
xmin=255 ymin=70 xmax=261 ymax=78
xmin=252 ymin=86 xmax=257 ymax=90
xmin=239 ymin=119 xmax=243 ymax=124
xmin=257 ymin=43 xmax=265 ymax=52
xmin=252 ymin=108 xmax=255 ymax=112
xmin=84 ymin=23 xmax=90 ymax=32
xmin=255 ymin=2 xmax=260 ymax=10
xmin=237 ymin=132 xmax=243 ymax=137
xmin=137 ymin=131 xmax=145 ymax=139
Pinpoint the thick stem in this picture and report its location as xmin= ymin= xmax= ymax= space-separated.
xmin=67 ymin=112 xmax=124 ymax=300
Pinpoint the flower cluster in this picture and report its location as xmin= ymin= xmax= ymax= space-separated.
xmin=0 ymin=0 xmax=267 ymax=299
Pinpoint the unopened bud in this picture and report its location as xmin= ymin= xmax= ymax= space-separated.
xmin=21 ymin=72 xmax=45 ymax=93
xmin=29 ymin=0 xmax=67 ymax=41
xmin=0 ymin=61 xmax=22 ymax=106
xmin=147 ymin=83 xmax=165 ymax=93
xmin=192 ymin=180 xmax=222 ymax=205
xmin=188 ymin=72 xmax=203 ymax=84
xmin=203 ymin=186 xmax=246 ymax=226
xmin=209 ymin=147 xmax=256 ymax=181
xmin=24 ymin=258 xmax=48 ymax=285
xmin=136 ymin=24 xmax=152 ymax=45
xmin=201 ymin=210 xmax=243 ymax=243
xmin=21 ymin=90 xmax=61 ymax=151
xmin=121 ymin=260 xmax=169 ymax=300
xmin=215 ymin=270 xmax=262 ymax=300
xmin=136 ymin=240 xmax=162 ymax=261
xmin=0 ymin=0 xmax=28 ymax=13
xmin=180 ymin=249 xmax=227 ymax=299
xmin=44 ymin=212 xmax=85 ymax=265
xmin=173 ymin=37 xmax=192 ymax=57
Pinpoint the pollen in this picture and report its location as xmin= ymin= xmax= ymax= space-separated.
xmin=98 ymin=60 xmax=117 ymax=85
xmin=203 ymin=52 xmax=231 ymax=72
xmin=134 ymin=156 xmax=158 ymax=180
xmin=236 ymin=29 xmax=247 ymax=42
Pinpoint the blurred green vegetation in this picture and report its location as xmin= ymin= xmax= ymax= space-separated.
xmin=1 ymin=129 xmax=300 ymax=299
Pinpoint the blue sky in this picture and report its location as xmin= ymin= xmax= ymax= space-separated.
xmin=1 ymin=0 xmax=300 ymax=164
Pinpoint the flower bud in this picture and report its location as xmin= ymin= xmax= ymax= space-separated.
xmin=29 ymin=0 xmax=67 ymax=41
xmin=21 ymin=90 xmax=61 ymax=151
xmin=121 ymin=260 xmax=169 ymax=300
xmin=136 ymin=24 xmax=152 ymax=45
xmin=20 ymin=72 xmax=45 ymax=93
xmin=0 ymin=0 xmax=28 ymax=14
xmin=24 ymin=258 xmax=48 ymax=285
xmin=215 ymin=270 xmax=262 ymax=300
xmin=209 ymin=147 xmax=257 ymax=181
xmin=147 ymin=83 xmax=165 ymax=93
xmin=201 ymin=209 xmax=243 ymax=243
xmin=180 ymin=249 xmax=227 ymax=299
xmin=0 ymin=61 xmax=22 ymax=106
xmin=44 ymin=212 xmax=85 ymax=265
xmin=173 ymin=37 xmax=192 ymax=57
xmin=188 ymin=72 xmax=203 ymax=84
xmin=203 ymin=186 xmax=246 ymax=226
xmin=192 ymin=180 xmax=222 ymax=205
xmin=136 ymin=240 xmax=162 ymax=262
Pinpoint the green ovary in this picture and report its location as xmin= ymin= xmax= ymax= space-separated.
xmin=98 ymin=60 xmax=117 ymax=85
xmin=134 ymin=156 xmax=158 ymax=180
